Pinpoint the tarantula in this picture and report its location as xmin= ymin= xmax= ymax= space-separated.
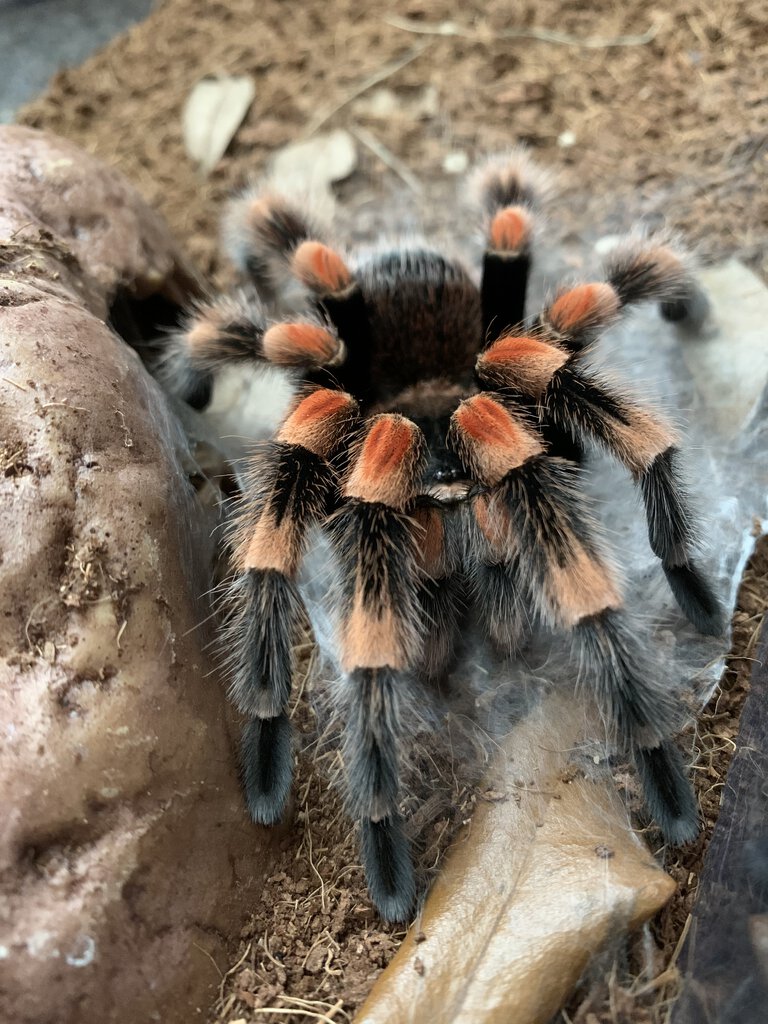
xmin=163 ymin=152 xmax=723 ymax=921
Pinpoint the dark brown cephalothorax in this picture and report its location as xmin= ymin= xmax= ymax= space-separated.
xmin=160 ymin=151 xmax=723 ymax=922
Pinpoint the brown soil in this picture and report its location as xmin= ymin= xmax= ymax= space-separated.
xmin=17 ymin=0 xmax=768 ymax=1021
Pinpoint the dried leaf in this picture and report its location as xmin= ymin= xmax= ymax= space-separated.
xmin=270 ymin=129 xmax=357 ymax=193
xmin=182 ymin=75 xmax=255 ymax=175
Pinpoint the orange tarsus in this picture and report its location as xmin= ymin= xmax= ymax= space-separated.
xmin=345 ymin=415 xmax=423 ymax=507
xmin=246 ymin=195 xmax=274 ymax=227
xmin=284 ymin=388 xmax=355 ymax=429
xmin=186 ymin=317 xmax=222 ymax=351
xmin=278 ymin=388 xmax=357 ymax=456
xmin=452 ymin=395 xmax=543 ymax=484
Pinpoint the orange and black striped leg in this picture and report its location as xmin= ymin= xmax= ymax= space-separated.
xmin=222 ymin=189 xmax=317 ymax=298
xmin=545 ymin=365 xmax=723 ymax=634
xmin=536 ymin=237 xmax=706 ymax=355
xmin=224 ymin=389 xmax=358 ymax=824
xmin=450 ymin=395 xmax=698 ymax=843
xmin=603 ymin=235 xmax=709 ymax=329
xmin=328 ymin=414 xmax=426 ymax=920
xmin=477 ymin=335 xmax=725 ymax=634
xmin=291 ymin=241 xmax=373 ymax=399
xmin=164 ymin=291 xmax=346 ymax=406
xmin=163 ymin=291 xmax=268 ymax=407
xmin=481 ymin=206 xmax=534 ymax=342
xmin=472 ymin=152 xmax=547 ymax=342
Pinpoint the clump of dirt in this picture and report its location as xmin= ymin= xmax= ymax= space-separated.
xmin=59 ymin=540 xmax=109 ymax=607
xmin=1 ymin=440 xmax=33 ymax=479
xmin=16 ymin=0 xmax=767 ymax=1020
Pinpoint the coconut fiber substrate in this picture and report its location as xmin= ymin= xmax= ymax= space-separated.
xmin=18 ymin=0 xmax=768 ymax=1021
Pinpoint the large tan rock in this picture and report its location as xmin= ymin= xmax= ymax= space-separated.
xmin=0 ymin=127 xmax=271 ymax=1023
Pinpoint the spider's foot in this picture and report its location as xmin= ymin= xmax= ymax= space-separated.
xmin=663 ymin=562 xmax=725 ymax=636
xmin=183 ymin=370 xmax=213 ymax=410
xmin=660 ymin=283 xmax=711 ymax=331
xmin=635 ymin=740 xmax=699 ymax=846
xmin=242 ymin=713 xmax=293 ymax=826
xmin=360 ymin=816 xmax=416 ymax=923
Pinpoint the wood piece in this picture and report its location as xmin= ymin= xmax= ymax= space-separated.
xmin=672 ymin=625 xmax=768 ymax=1024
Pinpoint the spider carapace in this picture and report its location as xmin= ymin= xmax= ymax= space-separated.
xmin=164 ymin=152 xmax=723 ymax=921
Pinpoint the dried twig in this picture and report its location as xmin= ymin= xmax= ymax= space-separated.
xmin=242 ymin=1008 xmax=343 ymax=1023
xmin=217 ymin=940 xmax=252 ymax=1004
xmin=239 ymin=999 xmax=348 ymax=1024
xmin=351 ymin=125 xmax=423 ymax=194
xmin=303 ymin=43 xmax=429 ymax=137
xmin=384 ymin=14 xmax=660 ymax=49
xmin=192 ymin=941 xmax=223 ymax=978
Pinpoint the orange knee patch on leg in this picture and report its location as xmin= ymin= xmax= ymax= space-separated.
xmin=450 ymin=395 xmax=543 ymax=485
xmin=548 ymin=283 xmax=620 ymax=336
xmin=245 ymin=194 xmax=277 ymax=229
xmin=649 ymin=245 xmax=685 ymax=279
xmin=263 ymin=322 xmax=345 ymax=367
xmin=278 ymin=388 xmax=358 ymax=457
xmin=345 ymin=415 xmax=425 ymax=509
xmin=489 ymin=206 xmax=533 ymax=253
xmin=609 ymin=413 xmax=678 ymax=474
xmin=548 ymin=547 xmax=622 ymax=628
xmin=340 ymin=599 xmax=408 ymax=671
xmin=292 ymin=241 xmax=352 ymax=295
xmin=186 ymin=316 xmax=223 ymax=355
xmin=234 ymin=516 xmax=301 ymax=576
xmin=626 ymin=244 xmax=686 ymax=289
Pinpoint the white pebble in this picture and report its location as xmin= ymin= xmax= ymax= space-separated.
xmin=442 ymin=151 xmax=469 ymax=175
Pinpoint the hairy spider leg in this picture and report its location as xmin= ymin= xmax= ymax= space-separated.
xmin=450 ymin=394 xmax=699 ymax=844
xmin=477 ymin=334 xmax=724 ymax=635
xmin=222 ymin=189 xmax=318 ymax=299
xmin=224 ymin=188 xmax=373 ymax=397
xmin=163 ymin=289 xmax=346 ymax=407
xmin=468 ymin=492 xmax=528 ymax=652
xmin=292 ymin=240 xmax=374 ymax=401
xmin=328 ymin=414 xmax=427 ymax=920
xmin=538 ymin=237 xmax=706 ymax=355
xmin=472 ymin=152 xmax=548 ymax=344
xmin=223 ymin=388 xmax=358 ymax=825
